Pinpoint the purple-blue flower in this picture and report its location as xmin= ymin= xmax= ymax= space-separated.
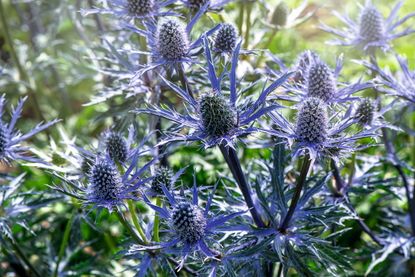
xmin=269 ymin=54 xmax=373 ymax=104
xmin=136 ymin=37 xmax=292 ymax=148
xmin=0 ymin=95 xmax=59 ymax=164
xmin=263 ymin=97 xmax=378 ymax=160
xmin=138 ymin=180 xmax=246 ymax=271
xmin=81 ymin=0 xmax=177 ymax=21
xmin=321 ymin=1 xmax=415 ymax=52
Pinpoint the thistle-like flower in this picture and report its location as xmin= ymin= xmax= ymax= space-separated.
xmin=270 ymin=56 xmax=372 ymax=104
xmin=150 ymin=166 xmax=173 ymax=195
xmin=0 ymin=95 xmax=59 ymax=164
xmin=81 ymin=0 xmax=177 ymax=20
xmin=129 ymin=13 xmax=221 ymax=79
xmin=50 ymin=131 xmax=155 ymax=211
xmin=295 ymin=98 xmax=328 ymax=144
xmin=359 ymin=56 xmax=415 ymax=104
xmin=321 ymin=1 xmax=415 ymax=52
xmin=355 ymin=98 xmax=375 ymax=126
xmin=214 ymin=23 xmax=237 ymax=54
xmin=139 ymin=179 xmax=246 ymax=270
xmin=104 ymin=131 xmax=128 ymax=164
xmin=263 ymin=97 xmax=378 ymax=159
xmin=156 ymin=19 xmax=189 ymax=61
xmin=307 ymin=62 xmax=337 ymax=102
xmin=136 ymin=37 xmax=292 ymax=148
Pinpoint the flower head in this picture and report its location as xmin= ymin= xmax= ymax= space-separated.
xmin=104 ymin=132 xmax=128 ymax=164
xmin=355 ymin=98 xmax=375 ymax=126
xmin=307 ymin=62 xmax=337 ymax=102
xmin=136 ymin=37 xmax=292 ymax=148
xmin=140 ymin=179 xmax=246 ymax=270
xmin=81 ymin=0 xmax=176 ymax=21
xmin=269 ymin=55 xmax=372 ymax=104
xmin=321 ymin=1 xmax=415 ymax=52
xmin=214 ymin=23 xmax=237 ymax=54
xmin=270 ymin=2 xmax=289 ymax=27
xmin=295 ymin=97 xmax=328 ymax=145
xmin=156 ymin=19 xmax=189 ymax=61
xmin=182 ymin=0 xmax=233 ymax=12
xmin=264 ymin=97 xmax=378 ymax=160
xmin=199 ymin=93 xmax=237 ymax=138
xmin=151 ymin=166 xmax=173 ymax=194
xmin=0 ymin=95 xmax=59 ymax=164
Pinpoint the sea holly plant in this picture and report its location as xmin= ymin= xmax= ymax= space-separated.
xmin=2 ymin=0 xmax=415 ymax=276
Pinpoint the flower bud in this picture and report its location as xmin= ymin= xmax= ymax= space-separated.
xmin=171 ymin=202 xmax=207 ymax=244
xmin=214 ymin=23 xmax=237 ymax=54
xmin=89 ymin=159 xmax=122 ymax=201
xmin=105 ymin=132 xmax=128 ymax=164
xmin=200 ymin=93 xmax=237 ymax=137
xmin=127 ymin=0 xmax=154 ymax=16
xmin=295 ymin=97 xmax=328 ymax=144
xmin=307 ymin=62 xmax=336 ymax=102
xmin=355 ymin=98 xmax=375 ymax=126
xmin=157 ymin=19 xmax=189 ymax=61
xmin=270 ymin=2 xmax=289 ymax=27
xmin=151 ymin=166 xmax=173 ymax=194
xmin=359 ymin=7 xmax=384 ymax=42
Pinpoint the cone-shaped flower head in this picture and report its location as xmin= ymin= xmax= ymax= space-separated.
xmin=187 ymin=0 xmax=209 ymax=11
xmin=127 ymin=0 xmax=154 ymax=16
xmin=151 ymin=166 xmax=173 ymax=194
xmin=271 ymin=2 xmax=289 ymax=27
xmin=89 ymin=158 xmax=122 ymax=202
xmin=171 ymin=202 xmax=207 ymax=244
xmin=105 ymin=132 xmax=128 ymax=163
xmin=156 ymin=19 xmax=189 ymax=61
xmin=355 ymin=98 xmax=375 ymax=126
xmin=200 ymin=93 xmax=237 ymax=138
xmin=307 ymin=62 xmax=336 ymax=102
xmin=295 ymin=97 xmax=328 ymax=144
xmin=359 ymin=6 xmax=384 ymax=43
xmin=214 ymin=23 xmax=237 ymax=54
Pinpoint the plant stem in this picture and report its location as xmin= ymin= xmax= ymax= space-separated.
xmin=115 ymin=207 xmax=144 ymax=244
xmin=279 ymin=154 xmax=311 ymax=232
xmin=8 ymin=236 xmax=41 ymax=277
xmin=237 ymin=2 xmax=244 ymax=35
xmin=127 ymin=200 xmax=148 ymax=244
xmin=330 ymin=159 xmax=344 ymax=197
xmin=0 ymin=0 xmax=43 ymax=121
xmin=152 ymin=197 xmax=162 ymax=242
xmin=219 ymin=144 xmax=266 ymax=228
xmin=54 ymin=210 xmax=76 ymax=277
xmin=176 ymin=64 xmax=194 ymax=99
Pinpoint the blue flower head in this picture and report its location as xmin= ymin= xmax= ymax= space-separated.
xmin=214 ymin=23 xmax=238 ymax=54
xmin=51 ymin=131 xmax=155 ymax=212
xmin=141 ymin=179 xmax=246 ymax=270
xmin=270 ymin=55 xmax=372 ymax=104
xmin=81 ymin=0 xmax=177 ymax=21
xmin=182 ymin=0 xmax=233 ymax=12
xmin=129 ymin=8 xmax=221 ymax=79
xmin=265 ymin=97 xmax=379 ymax=160
xmin=0 ymin=95 xmax=59 ymax=164
xmin=321 ymin=1 xmax=415 ymax=52
xmin=137 ymin=37 xmax=292 ymax=148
